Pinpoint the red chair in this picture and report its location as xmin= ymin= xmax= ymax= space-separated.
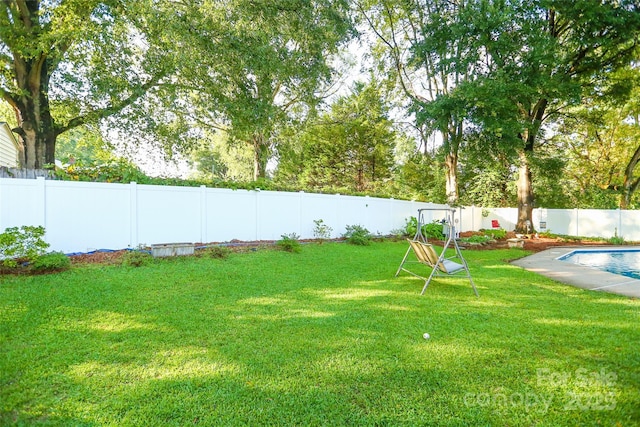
xmin=491 ymin=220 xmax=500 ymax=229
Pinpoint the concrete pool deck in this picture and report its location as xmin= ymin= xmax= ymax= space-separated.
xmin=511 ymin=246 xmax=640 ymax=298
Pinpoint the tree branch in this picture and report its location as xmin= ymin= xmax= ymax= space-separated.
xmin=623 ymin=143 xmax=640 ymax=189
xmin=55 ymin=73 xmax=167 ymax=136
xmin=356 ymin=1 xmax=423 ymax=103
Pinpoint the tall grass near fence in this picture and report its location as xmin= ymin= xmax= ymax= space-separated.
xmin=1 ymin=242 xmax=638 ymax=426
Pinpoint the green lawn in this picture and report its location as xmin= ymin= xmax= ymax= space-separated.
xmin=1 ymin=242 xmax=638 ymax=426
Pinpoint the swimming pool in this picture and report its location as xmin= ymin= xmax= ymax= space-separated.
xmin=558 ymin=248 xmax=640 ymax=280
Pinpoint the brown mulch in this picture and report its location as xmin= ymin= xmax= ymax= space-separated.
xmin=456 ymin=231 xmax=614 ymax=253
xmin=0 ymin=232 xmax=617 ymax=276
xmin=64 ymin=233 xmax=619 ymax=267
xmin=69 ymin=250 xmax=133 ymax=266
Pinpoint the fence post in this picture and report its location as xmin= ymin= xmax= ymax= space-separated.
xmin=200 ymin=185 xmax=207 ymax=244
xmin=574 ymin=208 xmax=579 ymax=237
xmin=364 ymin=195 xmax=370 ymax=231
xmin=130 ymin=182 xmax=138 ymax=248
xmin=255 ymin=189 xmax=261 ymax=241
xmin=299 ymin=191 xmax=305 ymax=238
xmin=389 ymin=198 xmax=395 ymax=235
xmin=617 ymin=208 xmax=622 ymax=238
xmin=36 ymin=176 xmax=46 ymax=228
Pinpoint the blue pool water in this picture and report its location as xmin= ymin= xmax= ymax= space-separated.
xmin=558 ymin=249 xmax=640 ymax=280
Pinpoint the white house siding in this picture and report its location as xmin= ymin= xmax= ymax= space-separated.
xmin=0 ymin=122 xmax=19 ymax=168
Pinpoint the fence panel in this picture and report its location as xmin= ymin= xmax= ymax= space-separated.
xmin=256 ymin=190 xmax=303 ymax=241
xmin=136 ymin=184 xmax=203 ymax=246
xmin=299 ymin=192 xmax=341 ymax=239
xmin=620 ymin=210 xmax=639 ymax=241
xmin=205 ymin=188 xmax=258 ymax=242
xmin=45 ymin=181 xmax=131 ymax=253
xmin=577 ymin=209 xmax=619 ymax=239
xmin=2 ymin=177 xmax=638 ymax=253
xmin=0 ymin=178 xmax=44 ymax=230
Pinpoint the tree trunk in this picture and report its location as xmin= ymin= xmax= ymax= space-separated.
xmin=8 ymin=38 xmax=57 ymax=169
xmin=620 ymin=144 xmax=640 ymax=209
xmin=442 ymin=123 xmax=461 ymax=206
xmin=444 ymin=152 xmax=458 ymax=205
xmin=14 ymin=111 xmax=56 ymax=170
xmin=516 ymin=150 xmax=535 ymax=233
xmin=252 ymin=133 xmax=269 ymax=180
xmin=514 ymin=98 xmax=547 ymax=233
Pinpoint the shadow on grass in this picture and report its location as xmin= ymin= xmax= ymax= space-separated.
xmin=1 ymin=242 xmax=638 ymax=425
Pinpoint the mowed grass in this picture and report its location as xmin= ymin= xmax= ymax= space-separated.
xmin=1 ymin=242 xmax=638 ymax=426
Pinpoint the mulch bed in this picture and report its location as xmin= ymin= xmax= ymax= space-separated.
xmin=456 ymin=231 xmax=615 ymax=253
xmin=64 ymin=233 xmax=619 ymax=267
xmin=0 ymin=234 xmax=619 ymax=274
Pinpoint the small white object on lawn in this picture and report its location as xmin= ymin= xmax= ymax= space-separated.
xmin=423 ymin=332 xmax=430 ymax=339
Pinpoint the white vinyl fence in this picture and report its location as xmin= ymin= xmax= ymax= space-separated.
xmin=0 ymin=177 xmax=447 ymax=253
xmin=461 ymin=206 xmax=640 ymax=241
xmin=1 ymin=177 xmax=638 ymax=254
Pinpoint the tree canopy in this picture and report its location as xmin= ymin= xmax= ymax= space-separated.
xmin=276 ymin=80 xmax=398 ymax=193
xmin=359 ymin=0 xmax=640 ymax=222
xmin=157 ymin=0 xmax=355 ymax=180
xmin=0 ymin=0 xmax=173 ymax=168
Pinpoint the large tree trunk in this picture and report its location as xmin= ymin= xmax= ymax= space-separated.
xmin=444 ymin=152 xmax=458 ymax=205
xmin=14 ymin=103 xmax=57 ymax=170
xmin=442 ymin=122 xmax=461 ymax=205
xmin=516 ymin=150 xmax=535 ymax=233
xmin=515 ymin=98 xmax=547 ymax=233
xmin=252 ymin=133 xmax=269 ymax=180
xmin=7 ymin=29 xmax=57 ymax=169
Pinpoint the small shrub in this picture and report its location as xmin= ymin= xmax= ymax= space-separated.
xmin=30 ymin=252 xmax=71 ymax=273
xmin=484 ymin=228 xmax=507 ymax=239
xmin=0 ymin=226 xmax=50 ymax=267
xmin=403 ymin=217 xmax=419 ymax=237
xmin=202 ymin=246 xmax=232 ymax=259
xmin=276 ymin=233 xmax=302 ymax=253
xmin=423 ymin=221 xmax=444 ymax=239
xmin=343 ymin=224 xmax=371 ymax=246
xmin=402 ymin=217 xmax=444 ymax=239
xmin=312 ymin=219 xmax=333 ymax=241
xmin=608 ymin=235 xmax=625 ymax=245
xmin=389 ymin=227 xmax=406 ymax=238
xmin=461 ymin=235 xmax=492 ymax=244
xmin=121 ymin=250 xmax=153 ymax=267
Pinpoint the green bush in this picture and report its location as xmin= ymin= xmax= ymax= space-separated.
xmin=202 ymin=246 xmax=232 ymax=259
xmin=276 ymin=233 xmax=302 ymax=253
xmin=0 ymin=226 xmax=50 ymax=268
xmin=121 ymin=250 xmax=153 ymax=267
xmin=312 ymin=219 xmax=333 ymax=241
xmin=484 ymin=228 xmax=507 ymax=239
xmin=423 ymin=221 xmax=444 ymax=239
xmin=461 ymin=235 xmax=492 ymax=244
xmin=608 ymin=235 xmax=625 ymax=245
xmin=403 ymin=217 xmax=445 ymax=239
xmin=403 ymin=217 xmax=420 ymax=237
xmin=30 ymin=252 xmax=71 ymax=273
xmin=343 ymin=225 xmax=372 ymax=246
